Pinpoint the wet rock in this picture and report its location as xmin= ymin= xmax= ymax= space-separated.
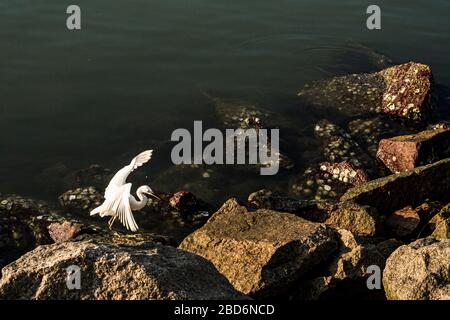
xmin=154 ymin=164 xmax=225 ymax=204
xmin=290 ymin=162 xmax=369 ymax=201
xmin=318 ymin=161 xmax=369 ymax=187
xmin=168 ymin=191 xmax=210 ymax=219
xmin=62 ymin=164 xmax=113 ymax=191
xmin=0 ymin=240 xmax=247 ymax=300
xmin=383 ymin=238 xmax=450 ymax=300
xmin=378 ymin=62 xmax=434 ymax=123
xmin=297 ymin=62 xmax=434 ymax=124
xmin=386 ymin=206 xmax=421 ymax=238
xmin=179 ymin=198 xmax=338 ymax=298
xmin=348 ymin=115 xmax=411 ymax=157
xmin=247 ymin=189 xmax=332 ymax=222
xmin=377 ymin=128 xmax=450 ymax=173
xmin=58 ymin=186 xmax=103 ymax=212
xmin=341 ymin=158 xmax=450 ymax=214
xmin=0 ymin=195 xmax=53 ymax=269
xmin=47 ymin=221 xmax=83 ymax=243
xmin=298 ymin=229 xmax=386 ymax=300
xmin=314 ymin=120 xmax=376 ymax=173
xmin=325 ymin=202 xmax=381 ymax=237
xmin=210 ymin=95 xmax=295 ymax=171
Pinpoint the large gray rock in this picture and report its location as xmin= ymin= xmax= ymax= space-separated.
xmin=179 ymin=198 xmax=338 ymax=298
xmin=383 ymin=238 xmax=450 ymax=300
xmin=0 ymin=240 xmax=247 ymax=300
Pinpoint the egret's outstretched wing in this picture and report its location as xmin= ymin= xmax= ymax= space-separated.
xmin=105 ymin=150 xmax=153 ymax=199
xmin=104 ymin=183 xmax=139 ymax=232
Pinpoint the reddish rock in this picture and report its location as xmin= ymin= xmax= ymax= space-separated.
xmin=47 ymin=222 xmax=82 ymax=243
xmin=168 ymin=191 xmax=198 ymax=214
xmin=377 ymin=128 xmax=450 ymax=173
xmin=378 ymin=62 xmax=434 ymax=123
xmin=386 ymin=206 xmax=420 ymax=237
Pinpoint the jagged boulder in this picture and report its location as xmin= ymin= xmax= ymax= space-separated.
xmin=341 ymin=158 xmax=450 ymax=214
xmin=298 ymin=229 xmax=386 ymax=300
xmin=0 ymin=240 xmax=247 ymax=300
xmin=377 ymin=128 xmax=450 ymax=173
xmin=179 ymin=198 xmax=338 ymax=298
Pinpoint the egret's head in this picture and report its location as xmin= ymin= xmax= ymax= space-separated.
xmin=139 ymin=185 xmax=161 ymax=200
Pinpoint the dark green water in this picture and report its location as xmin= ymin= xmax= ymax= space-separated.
xmin=1 ymin=0 xmax=449 ymax=203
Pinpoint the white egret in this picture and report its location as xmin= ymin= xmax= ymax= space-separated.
xmin=90 ymin=150 xmax=160 ymax=232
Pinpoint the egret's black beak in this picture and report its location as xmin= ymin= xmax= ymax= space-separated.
xmin=145 ymin=191 xmax=162 ymax=201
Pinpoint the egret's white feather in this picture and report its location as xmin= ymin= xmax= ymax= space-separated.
xmin=89 ymin=150 xmax=155 ymax=232
xmin=104 ymin=150 xmax=153 ymax=199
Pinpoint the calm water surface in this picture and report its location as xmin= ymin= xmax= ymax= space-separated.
xmin=1 ymin=0 xmax=449 ymax=204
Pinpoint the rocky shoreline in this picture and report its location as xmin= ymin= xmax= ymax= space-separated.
xmin=1 ymin=60 xmax=449 ymax=300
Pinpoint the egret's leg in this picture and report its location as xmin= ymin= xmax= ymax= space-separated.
xmin=108 ymin=215 xmax=117 ymax=230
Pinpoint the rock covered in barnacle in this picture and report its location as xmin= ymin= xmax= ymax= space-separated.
xmin=376 ymin=128 xmax=450 ymax=173
xmin=378 ymin=62 xmax=434 ymax=123
xmin=59 ymin=186 xmax=104 ymax=212
xmin=347 ymin=115 xmax=411 ymax=157
xmin=209 ymin=95 xmax=295 ymax=171
xmin=314 ymin=120 xmax=376 ymax=174
xmin=297 ymin=62 xmax=434 ymax=124
xmin=318 ymin=161 xmax=369 ymax=187
xmin=290 ymin=164 xmax=361 ymax=201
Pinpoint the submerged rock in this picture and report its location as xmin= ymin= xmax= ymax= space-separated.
xmin=210 ymin=95 xmax=295 ymax=171
xmin=297 ymin=62 xmax=435 ymax=124
xmin=290 ymin=162 xmax=369 ymax=201
xmin=348 ymin=115 xmax=411 ymax=158
xmin=62 ymin=164 xmax=113 ymax=191
xmin=0 ymin=195 xmax=53 ymax=269
xmin=314 ymin=120 xmax=375 ymax=172
xmin=383 ymin=238 xmax=450 ymax=300
xmin=341 ymin=158 xmax=450 ymax=214
xmin=179 ymin=198 xmax=338 ymax=298
xmin=59 ymin=187 xmax=103 ymax=212
xmin=0 ymin=240 xmax=247 ymax=300
xmin=376 ymin=128 xmax=450 ymax=173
